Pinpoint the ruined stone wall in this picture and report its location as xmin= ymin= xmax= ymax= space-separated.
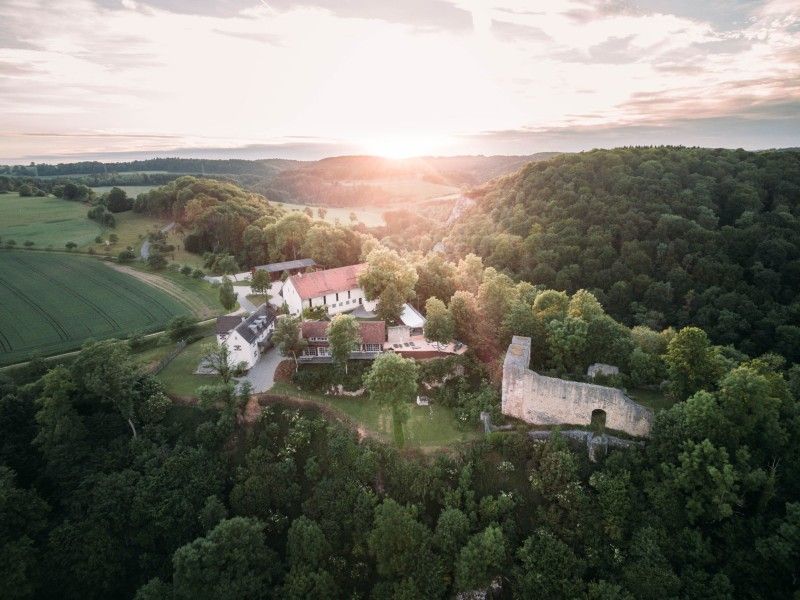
xmin=502 ymin=336 xmax=653 ymax=438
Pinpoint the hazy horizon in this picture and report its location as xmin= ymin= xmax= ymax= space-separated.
xmin=2 ymin=0 xmax=799 ymax=163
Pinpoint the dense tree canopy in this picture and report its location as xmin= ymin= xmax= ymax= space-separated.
xmin=448 ymin=147 xmax=800 ymax=360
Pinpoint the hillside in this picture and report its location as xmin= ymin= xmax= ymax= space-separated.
xmin=446 ymin=147 xmax=800 ymax=360
xmin=3 ymin=154 xmax=556 ymax=209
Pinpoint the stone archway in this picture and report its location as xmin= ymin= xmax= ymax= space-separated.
xmin=590 ymin=408 xmax=607 ymax=434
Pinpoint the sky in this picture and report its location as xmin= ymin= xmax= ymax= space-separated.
xmin=1 ymin=0 xmax=799 ymax=163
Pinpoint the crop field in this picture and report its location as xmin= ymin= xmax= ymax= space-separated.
xmin=0 ymin=251 xmax=194 ymax=365
xmin=0 ymin=192 xmax=101 ymax=248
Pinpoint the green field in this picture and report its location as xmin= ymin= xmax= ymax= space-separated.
xmin=273 ymin=201 xmax=385 ymax=226
xmin=0 ymin=251 xmax=196 ymax=365
xmin=91 ymin=185 xmax=158 ymax=197
xmin=0 ymin=192 xmax=101 ymax=248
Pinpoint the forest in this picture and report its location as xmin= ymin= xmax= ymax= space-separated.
xmin=1 ymin=312 xmax=799 ymax=599
xmin=3 ymin=147 xmax=800 ymax=599
xmin=447 ymin=147 xmax=800 ymax=361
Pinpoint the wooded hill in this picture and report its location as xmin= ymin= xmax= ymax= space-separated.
xmin=446 ymin=147 xmax=800 ymax=361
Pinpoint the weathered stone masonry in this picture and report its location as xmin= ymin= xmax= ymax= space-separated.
xmin=502 ymin=336 xmax=653 ymax=437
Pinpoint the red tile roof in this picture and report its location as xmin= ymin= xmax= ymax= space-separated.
xmin=359 ymin=321 xmax=386 ymax=345
xmin=301 ymin=321 xmax=329 ymax=339
xmin=300 ymin=320 xmax=386 ymax=345
xmin=288 ymin=263 xmax=366 ymax=299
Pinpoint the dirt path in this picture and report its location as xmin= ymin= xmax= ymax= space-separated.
xmin=106 ymin=263 xmax=215 ymax=318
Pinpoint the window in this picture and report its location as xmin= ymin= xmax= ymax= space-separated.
xmin=234 ymin=345 xmax=241 ymax=351
xmin=323 ymin=295 xmax=327 ymax=305
xmin=308 ymin=299 xmax=312 ymax=308
xmin=335 ymin=292 xmax=339 ymax=301
xmin=363 ymin=344 xmax=382 ymax=352
xmin=348 ymin=290 xmax=351 ymax=299
xmin=359 ymin=298 xmax=363 ymax=304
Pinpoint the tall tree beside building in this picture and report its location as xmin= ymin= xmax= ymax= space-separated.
xmin=358 ymin=247 xmax=418 ymax=324
xmin=273 ymin=316 xmax=307 ymax=368
xmin=424 ymin=297 xmax=454 ymax=350
xmin=219 ymin=277 xmax=237 ymax=311
xmin=328 ymin=314 xmax=361 ymax=374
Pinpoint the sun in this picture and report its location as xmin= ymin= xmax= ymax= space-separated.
xmin=360 ymin=134 xmax=450 ymax=159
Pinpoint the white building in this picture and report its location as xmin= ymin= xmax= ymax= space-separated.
xmin=215 ymin=304 xmax=277 ymax=370
xmin=282 ymin=263 xmax=376 ymax=316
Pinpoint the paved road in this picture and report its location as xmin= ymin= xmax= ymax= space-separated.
xmin=140 ymin=221 xmax=176 ymax=260
xmin=236 ymin=347 xmax=283 ymax=393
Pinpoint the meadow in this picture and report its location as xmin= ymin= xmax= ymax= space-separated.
xmin=90 ymin=184 xmax=158 ymax=197
xmin=271 ymin=200 xmax=386 ymax=226
xmin=0 ymin=251 xmax=196 ymax=365
xmin=0 ymin=192 xmax=101 ymax=248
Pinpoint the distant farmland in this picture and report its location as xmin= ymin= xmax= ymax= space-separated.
xmin=0 ymin=251 xmax=194 ymax=365
xmin=0 ymin=192 xmax=101 ymax=248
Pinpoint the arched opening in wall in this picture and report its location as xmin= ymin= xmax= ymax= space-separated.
xmin=590 ymin=409 xmax=607 ymax=434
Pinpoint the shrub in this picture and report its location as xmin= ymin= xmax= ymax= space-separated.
xmin=65 ymin=242 xmax=77 ymax=251
xmin=117 ymin=249 xmax=136 ymax=263
xmin=192 ymin=268 xmax=205 ymax=279
xmin=23 ymin=240 xmax=34 ymax=247
xmin=180 ymin=265 xmax=193 ymax=276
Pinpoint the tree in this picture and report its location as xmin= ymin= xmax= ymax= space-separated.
xmin=513 ymin=529 xmax=585 ymax=599
xmin=272 ymin=316 xmax=307 ymax=368
xmin=364 ymin=352 xmax=419 ymax=408
xmin=327 ymin=314 xmax=361 ymax=374
xmin=415 ymin=254 xmax=456 ymax=307
xmin=200 ymin=343 xmax=238 ymax=383
xmin=117 ymin=249 xmax=136 ymax=263
xmin=167 ymin=315 xmax=198 ymax=342
xmin=358 ymin=247 xmax=418 ymax=323
xmin=546 ymin=316 xmax=589 ymax=374
xmin=250 ymin=270 xmax=272 ymax=303
xmin=65 ymin=241 xmax=77 ymax=251
xmin=105 ymin=187 xmax=132 ymax=212
xmin=665 ymin=326 xmax=724 ymax=400
xmin=454 ymin=525 xmax=507 ymax=592
xmin=568 ymin=289 xmax=606 ymax=321
xmin=424 ymin=297 xmax=454 ymax=350
xmin=219 ymin=276 xmax=237 ymax=311
xmin=147 ymin=250 xmax=167 ymax=270
xmin=172 ymin=517 xmax=279 ymax=600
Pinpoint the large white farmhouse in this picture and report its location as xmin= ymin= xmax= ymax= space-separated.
xmin=215 ymin=303 xmax=277 ymax=370
xmin=282 ymin=263 xmax=376 ymax=316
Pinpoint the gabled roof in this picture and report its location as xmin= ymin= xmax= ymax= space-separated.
xmin=255 ymin=258 xmax=316 ymax=273
xmin=301 ymin=320 xmax=386 ymax=345
xmin=287 ymin=263 xmax=366 ymax=299
xmin=235 ymin=304 xmax=277 ymax=344
xmin=216 ymin=315 xmax=243 ymax=335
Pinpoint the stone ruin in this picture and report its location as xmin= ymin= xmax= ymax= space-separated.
xmin=502 ymin=336 xmax=653 ymax=438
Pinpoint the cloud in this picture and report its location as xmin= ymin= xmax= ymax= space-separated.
xmin=94 ymin=0 xmax=259 ymax=17
xmin=490 ymin=19 xmax=550 ymax=42
xmin=463 ymin=99 xmax=800 ymax=154
xmin=263 ymin=0 xmax=473 ymax=32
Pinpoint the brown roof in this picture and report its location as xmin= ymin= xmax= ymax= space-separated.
xmin=300 ymin=320 xmax=386 ymax=345
xmin=216 ymin=315 xmax=243 ymax=335
xmin=301 ymin=321 xmax=329 ymax=339
xmin=359 ymin=321 xmax=386 ymax=345
xmin=288 ymin=263 xmax=366 ymax=299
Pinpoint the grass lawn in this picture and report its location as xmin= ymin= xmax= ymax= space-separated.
xmin=270 ymin=381 xmax=479 ymax=450
xmin=157 ymin=337 xmax=219 ymax=397
xmin=272 ymin=200 xmax=385 ymax=227
xmin=0 ymin=250 xmax=197 ymax=365
xmin=0 ymin=192 xmax=101 ymax=248
xmin=629 ymin=387 xmax=674 ymax=412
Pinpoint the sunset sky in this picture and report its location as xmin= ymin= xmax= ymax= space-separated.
xmin=1 ymin=0 xmax=799 ymax=162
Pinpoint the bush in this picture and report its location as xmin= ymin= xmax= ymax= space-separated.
xmin=192 ymin=268 xmax=205 ymax=279
xmin=292 ymin=362 xmax=370 ymax=392
xmin=95 ymin=235 xmax=104 ymax=244
xmin=147 ymin=251 xmax=168 ymax=270
xmin=118 ymin=249 xmax=136 ymax=263
xmin=65 ymin=242 xmax=77 ymax=251
xmin=180 ymin=265 xmax=193 ymax=276
xmin=23 ymin=240 xmax=34 ymax=247
xmin=166 ymin=315 xmax=199 ymax=342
